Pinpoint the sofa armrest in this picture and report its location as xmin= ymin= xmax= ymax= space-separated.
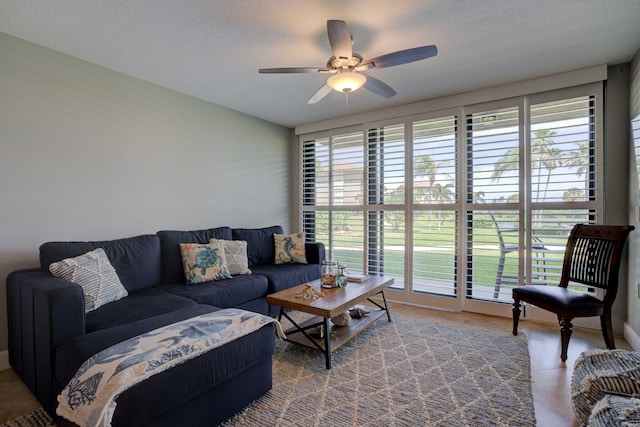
xmin=7 ymin=269 xmax=85 ymax=410
xmin=305 ymin=242 xmax=326 ymax=265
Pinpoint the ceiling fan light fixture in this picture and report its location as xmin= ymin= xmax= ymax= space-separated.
xmin=327 ymin=70 xmax=366 ymax=93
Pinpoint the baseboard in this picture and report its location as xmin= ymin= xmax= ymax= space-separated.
xmin=624 ymin=322 xmax=640 ymax=351
xmin=0 ymin=350 xmax=9 ymax=371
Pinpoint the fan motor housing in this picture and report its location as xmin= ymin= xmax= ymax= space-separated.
xmin=328 ymin=53 xmax=363 ymax=70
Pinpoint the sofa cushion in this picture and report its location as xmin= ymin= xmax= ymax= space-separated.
xmin=232 ymin=226 xmax=283 ymax=267
xmin=157 ymin=274 xmax=269 ymax=309
xmin=85 ymin=288 xmax=196 ymax=332
xmin=251 ymin=263 xmax=321 ymax=294
xmin=157 ymin=227 xmax=232 ymax=284
xmin=274 ymin=232 xmax=307 ymax=264
xmin=179 ymin=241 xmax=232 ymax=284
xmin=49 ymin=248 xmax=128 ymax=312
xmin=40 ymin=234 xmax=161 ymax=292
xmin=211 ymin=239 xmax=252 ymax=275
xmin=55 ymin=304 xmax=275 ymax=427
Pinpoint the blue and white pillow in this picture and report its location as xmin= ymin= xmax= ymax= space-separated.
xmin=49 ymin=248 xmax=128 ymax=312
xmin=274 ymin=232 xmax=307 ymax=264
xmin=180 ymin=240 xmax=232 ymax=285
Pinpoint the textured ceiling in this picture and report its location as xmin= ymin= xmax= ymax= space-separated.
xmin=1 ymin=1 xmax=640 ymax=128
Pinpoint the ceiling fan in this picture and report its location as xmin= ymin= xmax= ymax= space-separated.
xmin=258 ymin=20 xmax=438 ymax=104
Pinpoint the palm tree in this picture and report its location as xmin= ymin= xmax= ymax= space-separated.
xmin=414 ymin=154 xmax=451 ymax=226
xmin=492 ymin=129 xmax=561 ymax=203
xmin=564 ymin=141 xmax=591 ymax=200
xmin=432 ymin=183 xmax=454 ymax=228
xmin=384 ymin=186 xmax=405 ymax=231
xmin=563 ymin=188 xmax=584 ymax=202
xmin=531 ymin=130 xmax=560 ymax=202
xmin=414 ymin=154 xmax=438 ymax=202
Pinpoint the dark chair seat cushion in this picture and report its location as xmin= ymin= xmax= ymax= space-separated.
xmin=39 ymin=235 xmax=162 ymax=292
xmin=55 ymin=305 xmax=275 ymax=427
xmin=251 ymin=263 xmax=321 ymax=294
xmin=157 ymin=227 xmax=233 ymax=284
xmin=157 ymin=274 xmax=269 ymax=308
xmin=86 ymin=288 xmax=196 ymax=332
xmin=513 ymin=285 xmax=603 ymax=312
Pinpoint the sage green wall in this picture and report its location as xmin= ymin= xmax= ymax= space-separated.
xmin=606 ymin=64 xmax=632 ymax=336
xmin=0 ymin=32 xmax=291 ymax=353
xmin=627 ymin=48 xmax=640 ymax=348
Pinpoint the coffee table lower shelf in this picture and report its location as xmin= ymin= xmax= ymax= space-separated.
xmin=279 ymin=306 xmax=389 ymax=369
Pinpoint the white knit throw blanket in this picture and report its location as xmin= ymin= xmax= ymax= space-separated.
xmin=57 ymin=308 xmax=284 ymax=427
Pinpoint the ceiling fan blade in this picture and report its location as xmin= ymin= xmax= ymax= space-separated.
xmin=363 ymin=75 xmax=397 ymax=98
xmin=327 ymin=20 xmax=352 ymax=60
xmin=359 ymin=45 xmax=437 ymax=70
xmin=308 ymin=84 xmax=333 ymax=104
xmin=259 ymin=67 xmax=330 ymax=74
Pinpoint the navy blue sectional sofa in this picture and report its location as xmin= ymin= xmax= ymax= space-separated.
xmin=6 ymin=225 xmax=324 ymax=426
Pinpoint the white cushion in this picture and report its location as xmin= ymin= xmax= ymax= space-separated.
xmin=49 ymin=248 xmax=128 ymax=312
xmin=210 ymin=239 xmax=252 ymax=275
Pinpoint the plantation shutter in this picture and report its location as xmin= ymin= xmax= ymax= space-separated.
xmin=302 ymin=130 xmax=365 ymax=272
xmin=412 ymin=116 xmax=458 ymax=296
xmin=367 ymin=124 xmax=405 ymax=286
xmin=466 ymin=106 xmax=521 ymax=301
xmin=528 ymin=95 xmax=598 ymax=288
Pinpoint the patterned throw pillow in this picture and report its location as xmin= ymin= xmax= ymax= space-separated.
xmin=49 ymin=248 xmax=128 ymax=313
xmin=210 ymin=239 xmax=252 ymax=275
xmin=179 ymin=240 xmax=232 ymax=285
xmin=274 ymin=232 xmax=307 ymax=264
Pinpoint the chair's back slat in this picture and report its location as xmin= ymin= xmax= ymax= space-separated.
xmin=568 ymin=237 xmax=616 ymax=289
xmin=560 ymin=225 xmax=634 ymax=298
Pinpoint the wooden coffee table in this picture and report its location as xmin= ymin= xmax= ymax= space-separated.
xmin=266 ymin=275 xmax=393 ymax=369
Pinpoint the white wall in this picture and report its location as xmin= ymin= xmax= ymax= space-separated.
xmin=626 ymin=48 xmax=640 ymax=350
xmin=0 ymin=32 xmax=292 ymax=352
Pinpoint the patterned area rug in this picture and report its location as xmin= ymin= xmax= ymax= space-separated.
xmin=223 ymin=311 xmax=536 ymax=426
xmin=3 ymin=312 xmax=535 ymax=427
xmin=0 ymin=407 xmax=53 ymax=427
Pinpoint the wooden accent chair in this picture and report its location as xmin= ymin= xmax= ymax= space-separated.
xmin=512 ymin=224 xmax=634 ymax=362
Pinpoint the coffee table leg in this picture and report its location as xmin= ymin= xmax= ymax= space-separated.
xmin=367 ymin=290 xmax=392 ymax=322
xmin=323 ymin=317 xmax=332 ymax=369
xmin=381 ymin=290 xmax=392 ymax=322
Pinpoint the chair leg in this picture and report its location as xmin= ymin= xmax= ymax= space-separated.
xmin=512 ymin=298 xmax=521 ymax=335
xmin=558 ymin=316 xmax=573 ymax=363
xmin=493 ymin=251 xmax=507 ymax=300
xmin=600 ymin=312 xmax=616 ymax=350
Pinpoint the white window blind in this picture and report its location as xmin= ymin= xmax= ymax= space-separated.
xmin=412 ymin=116 xmax=458 ymax=296
xmin=331 ymin=132 xmax=364 ymax=206
xmin=467 ymin=107 xmax=520 ymax=204
xmin=367 ymin=124 xmax=405 ymax=205
xmin=634 ymin=116 xmax=640 ymax=195
xmin=528 ymin=95 xmax=598 ymax=290
xmin=367 ymin=124 xmax=405 ymax=285
xmin=302 ymin=137 xmax=329 ymax=207
xmin=413 ymin=117 xmax=457 ymax=205
xmin=530 ymin=96 xmax=596 ymax=204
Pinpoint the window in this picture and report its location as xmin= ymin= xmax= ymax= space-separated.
xmin=412 ymin=116 xmax=458 ymax=296
xmin=300 ymin=85 xmax=602 ymax=312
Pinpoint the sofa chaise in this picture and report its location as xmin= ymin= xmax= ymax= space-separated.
xmin=7 ymin=225 xmax=324 ymax=426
